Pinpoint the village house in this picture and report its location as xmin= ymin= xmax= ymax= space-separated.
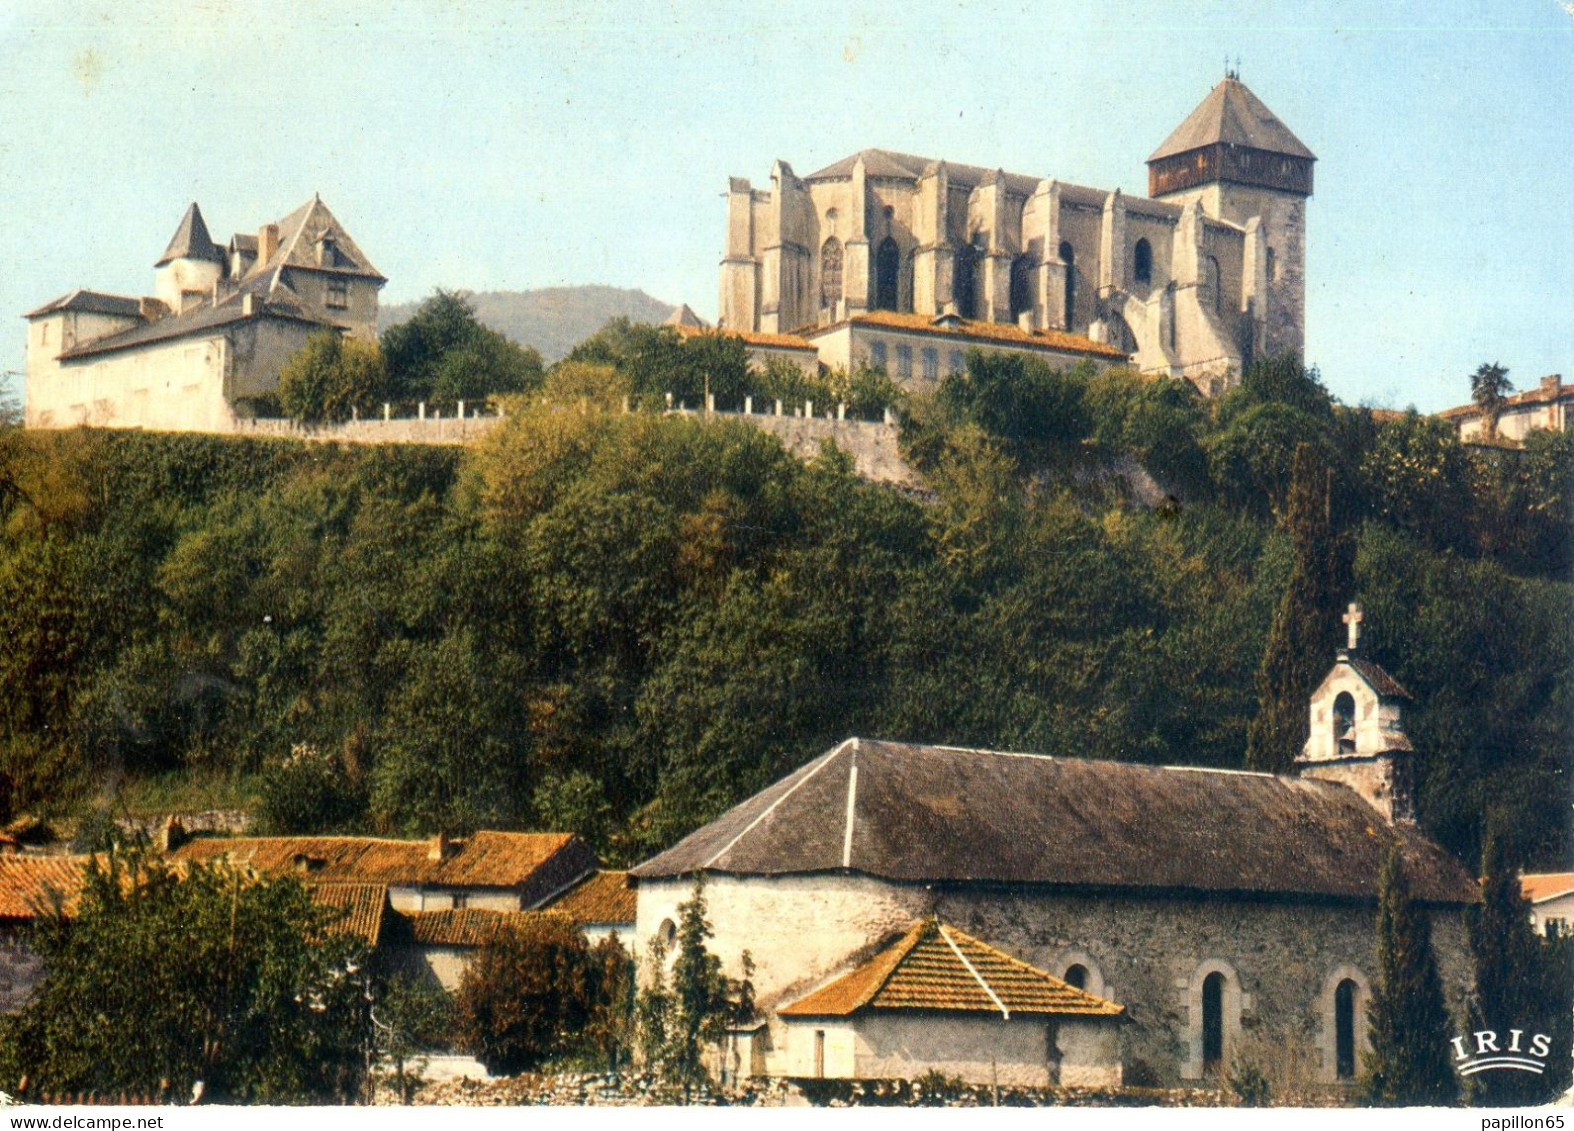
xmin=1521 ymin=873 xmax=1574 ymax=939
xmin=0 ymin=854 xmax=87 ymax=1014
xmin=23 ymin=196 xmax=384 ymax=432
xmin=630 ymin=612 xmax=1480 ymax=1089
xmin=1438 ymin=374 xmax=1572 ymax=444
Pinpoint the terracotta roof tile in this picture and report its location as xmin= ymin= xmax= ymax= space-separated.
xmin=538 ymin=870 xmax=635 ymax=925
xmin=171 ymin=831 xmax=594 ymax=893
xmin=310 ymin=883 xmax=389 ymax=946
xmin=804 ymin=310 xmax=1127 ymax=360
xmin=0 ymin=855 xmax=87 ymax=920
xmin=1522 ymin=873 xmax=1574 ymax=904
xmin=780 ymin=920 xmax=1124 ymax=1019
xmin=393 ymin=908 xmax=516 ymax=948
xmin=1439 ymin=377 xmax=1571 ymax=420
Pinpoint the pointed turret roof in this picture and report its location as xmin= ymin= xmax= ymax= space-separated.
xmin=1149 ymin=78 xmax=1315 ymax=163
xmin=155 ymin=202 xmax=223 ymax=267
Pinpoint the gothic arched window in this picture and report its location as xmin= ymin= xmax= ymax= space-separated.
xmin=1202 ymin=971 xmax=1225 ymax=1076
xmin=1134 ymin=238 xmax=1153 ymax=285
xmin=1059 ymin=241 xmax=1076 ymax=329
xmin=875 ymin=237 xmax=901 ymax=311
xmin=820 ymin=237 xmax=843 ymax=310
xmin=954 ymin=240 xmax=977 ymax=320
xmin=1010 ymin=255 xmax=1035 ymax=322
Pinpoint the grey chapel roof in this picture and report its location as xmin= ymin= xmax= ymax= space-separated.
xmin=1148 ymin=78 xmax=1316 ymax=163
xmin=630 ymin=738 xmax=1477 ymax=905
xmin=23 ymin=290 xmax=143 ymax=319
xmin=155 ymin=202 xmax=224 ymax=267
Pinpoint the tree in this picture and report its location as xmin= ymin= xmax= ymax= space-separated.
xmin=371 ymin=973 xmax=454 ymax=1104
xmin=277 ymin=331 xmax=387 ymax=423
xmin=635 ymin=879 xmax=754 ymax=1098
xmin=0 ymin=848 xmax=367 ymax=1102
xmin=1364 ymin=846 xmax=1458 ymax=1106
xmin=1469 ymin=363 xmax=1512 ymax=441
xmin=1468 ymin=812 xmax=1569 ymax=1106
xmin=455 ymin=912 xmax=593 ymax=1075
xmin=1245 ymin=442 xmax=1343 ymax=771
xmin=381 ymin=290 xmax=543 ymax=404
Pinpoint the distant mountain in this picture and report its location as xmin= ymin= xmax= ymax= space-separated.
xmin=378 ymin=286 xmax=680 ymax=363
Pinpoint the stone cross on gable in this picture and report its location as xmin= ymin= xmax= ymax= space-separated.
xmin=1343 ymin=602 xmax=1363 ymax=651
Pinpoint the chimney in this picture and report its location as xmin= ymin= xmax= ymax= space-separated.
xmin=428 ymin=831 xmax=452 ymax=862
xmin=1540 ymin=374 xmax=1562 ymax=397
xmin=258 ymin=223 xmax=280 ymax=265
xmin=138 ymin=296 xmax=170 ymax=322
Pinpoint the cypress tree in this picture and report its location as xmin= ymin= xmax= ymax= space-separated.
xmin=1365 ymin=846 xmax=1459 ymax=1106
xmin=1469 ymin=813 xmax=1566 ymax=1105
xmin=1245 ymin=441 xmax=1341 ymax=771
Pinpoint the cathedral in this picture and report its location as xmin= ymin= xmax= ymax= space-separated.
xmin=719 ymin=75 xmax=1314 ymax=396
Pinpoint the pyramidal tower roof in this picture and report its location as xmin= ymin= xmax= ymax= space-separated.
xmin=155 ymin=202 xmax=223 ymax=267
xmin=1149 ymin=78 xmax=1315 ymax=163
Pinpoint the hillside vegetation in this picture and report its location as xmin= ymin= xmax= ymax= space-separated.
xmin=0 ymin=347 xmax=1567 ymax=872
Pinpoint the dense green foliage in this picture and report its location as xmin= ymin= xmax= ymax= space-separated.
xmin=454 ymin=913 xmax=629 ymax=1075
xmin=0 ymin=344 xmax=1566 ymax=874
xmin=1363 ymin=848 xmax=1459 ymax=1106
xmin=1467 ymin=813 xmax=1573 ymax=1105
xmin=381 ymin=290 xmax=545 ymax=405
xmin=0 ymin=849 xmax=367 ymax=1102
xmin=277 ymin=331 xmax=388 ymax=424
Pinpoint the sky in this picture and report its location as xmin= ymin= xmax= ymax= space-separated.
xmin=0 ymin=0 xmax=1569 ymax=413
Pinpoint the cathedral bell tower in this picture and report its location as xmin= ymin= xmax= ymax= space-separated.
xmin=1295 ymin=603 xmax=1416 ymax=824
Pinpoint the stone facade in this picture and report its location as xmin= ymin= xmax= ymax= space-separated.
xmin=720 ymin=77 xmax=1313 ymax=397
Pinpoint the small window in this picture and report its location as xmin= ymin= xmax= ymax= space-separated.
xmin=869 ymin=340 xmax=887 ymax=370
xmin=1059 ymin=241 xmax=1076 ymax=329
xmin=813 ymin=1030 xmax=826 ymax=1078
xmin=1206 ymin=255 xmax=1222 ymax=315
xmin=921 ymin=347 xmax=938 ymax=382
xmin=895 ymin=344 xmax=912 ymax=380
xmin=949 ymin=350 xmax=964 ymax=376
xmin=326 ymin=279 xmax=349 ymax=310
xmin=1547 ymin=917 xmax=1566 ymax=939
xmin=1134 ymin=238 xmax=1153 ymax=285
xmin=1334 ymin=979 xmax=1358 ymax=1079
xmin=1266 ymin=247 xmax=1277 ymax=283
xmin=1063 ymin=964 xmax=1088 ymax=990
xmin=1202 ymin=971 xmax=1225 ymax=1077
xmin=451 ymin=892 xmax=469 ymax=910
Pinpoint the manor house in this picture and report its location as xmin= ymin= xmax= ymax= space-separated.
xmin=23 ymin=196 xmax=383 ymax=432
xmin=719 ymin=76 xmax=1313 ymax=396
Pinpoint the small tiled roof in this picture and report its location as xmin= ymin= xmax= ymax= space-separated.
xmin=1522 ymin=873 xmax=1574 ymax=904
xmin=1348 ymin=657 xmax=1412 ymax=700
xmin=1439 ymin=377 xmax=1571 ymax=420
xmin=539 ymin=870 xmax=635 ymax=925
xmin=0 ymin=855 xmax=87 ymax=920
xmin=780 ymin=920 xmax=1124 ymax=1019
xmin=393 ymin=908 xmax=515 ymax=948
xmin=172 ymin=831 xmax=593 ymax=891
xmin=671 ymin=323 xmax=816 ymax=352
xmin=23 ymin=290 xmax=144 ymax=320
xmin=1148 ymin=78 xmax=1315 ymax=163
xmin=155 ymin=202 xmax=224 ymax=267
xmin=804 ymin=309 xmax=1127 ymax=360
xmin=665 ymin=303 xmax=711 ymax=330
xmin=631 ymin=738 xmax=1478 ymax=905
xmin=310 ymin=883 xmax=389 ymax=946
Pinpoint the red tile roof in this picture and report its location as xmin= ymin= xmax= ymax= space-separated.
xmin=538 ymin=870 xmax=635 ymax=925
xmin=671 ymin=323 xmax=817 ymax=352
xmin=1439 ymin=376 xmax=1571 ymax=420
xmin=171 ymin=831 xmax=590 ymax=890
xmin=779 ymin=920 xmax=1124 ymax=1019
xmin=310 ymin=883 xmax=389 ymax=946
xmin=0 ymin=855 xmax=87 ymax=920
xmin=805 ymin=309 xmax=1127 ymax=360
xmin=394 ymin=908 xmax=516 ymax=948
xmin=1522 ymin=873 xmax=1574 ymax=904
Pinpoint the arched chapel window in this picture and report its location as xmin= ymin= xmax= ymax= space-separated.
xmin=875 ymin=237 xmax=901 ymax=311
xmin=1059 ymin=241 xmax=1076 ymax=329
xmin=1202 ymin=971 xmax=1225 ymax=1077
xmin=1133 ymin=238 xmax=1153 ymax=285
xmin=1010 ymin=255 xmax=1035 ymax=322
xmin=820 ymin=237 xmax=843 ymax=310
xmin=1335 ymin=979 xmax=1358 ymax=1079
xmin=954 ymin=240 xmax=978 ymax=320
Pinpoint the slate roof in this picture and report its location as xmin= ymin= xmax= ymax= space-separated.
xmin=155 ymin=202 xmax=223 ymax=266
xmin=538 ymin=870 xmax=636 ymax=925
xmin=805 ymin=150 xmax=1046 ymax=197
xmin=779 ymin=920 xmax=1124 ymax=1019
xmin=242 ymin=196 xmax=385 ymax=283
xmin=630 ymin=738 xmax=1479 ymax=905
xmin=0 ymin=855 xmax=88 ymax=920
xmin=310 ymin=883 xmax=389 ymax=946
xmin=1348 ymin=657 xmax=1412 ymax=700
xmin=1522 ymin=873 xmax=1574 ymax=904
xmin=1149 ymin=78 xmax=1315 ymax=163
xmin=24 ymin=290 xmax=145 ymax=320
xmin=55 ymin=276 xmax=321 ymax=361
xmin=172 ymin=831 xmax=594 ymax=891
xmin=803 ymin=310 xmax=1128 ymax=360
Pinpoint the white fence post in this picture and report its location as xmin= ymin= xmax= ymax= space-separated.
xmin=744 ymin=395 xmax=753 ymax=415
xmin=837 ymin=402 xmax=846 ymax=421
xmin=419 ymin=402 xmax=426 ymax=421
